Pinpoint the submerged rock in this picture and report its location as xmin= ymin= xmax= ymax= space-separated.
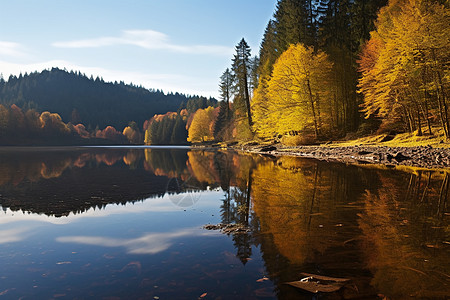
xmin=203 ymin=223 xmax=250 ymax=234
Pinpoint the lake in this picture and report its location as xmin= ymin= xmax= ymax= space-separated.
xmin=0 ymin=146 xmax=448 ymax=299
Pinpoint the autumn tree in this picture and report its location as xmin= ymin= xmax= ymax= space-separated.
xmin=123 ymin=121 xmax=142 ymax=144
xmin=358 ymin=0 xmax=450 ymax=137
xmin=187 ymin=107 xmax=217 ymax=143
xmin=39 ymin=111 xmax=70 ymax=136
xmin=260 ymin=43 xmax=333 ymax=138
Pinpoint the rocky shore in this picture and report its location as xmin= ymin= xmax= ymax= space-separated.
xmin=241 ymin=144 xmax=450 ymax=169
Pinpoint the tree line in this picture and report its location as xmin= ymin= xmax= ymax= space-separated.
xmin=0 ymin=68 xmax=216 ymax=131
xmin=0 ymin=68 xmax=219 ymax=145
xmin=192 ymin=0 xmax=449 ymax=145
xmin=0 ymin=103 xmax=136 ymax=145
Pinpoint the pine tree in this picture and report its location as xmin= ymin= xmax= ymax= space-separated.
xmin=219 ymin=68 xmax=234 ymax=120
xmin=170 ymin=115 xmax=188 ymax=144
xmin=232 ymin=38 xmax=253 ymax=130
xmin=258 ymin=20 xmax=278 ymax=80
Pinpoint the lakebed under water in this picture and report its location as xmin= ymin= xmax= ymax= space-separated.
xmin=0 ymin=146 xmax=448 ymax=299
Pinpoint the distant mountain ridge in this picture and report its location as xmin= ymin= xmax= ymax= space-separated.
xmin=0 ymin=68 xmax=215 ymax=129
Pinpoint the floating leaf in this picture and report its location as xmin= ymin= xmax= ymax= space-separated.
xmin=256 ymin=277 xmax=269 ymax=282
xmin=199 ymin=292 xmax=207 ymax=298
xmin=285 ymin=273 xmax=350 ymax=293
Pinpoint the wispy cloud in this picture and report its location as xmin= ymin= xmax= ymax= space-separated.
xmin=56 ymin=228 xmax=214 ymax=254
xmin=0 ymin=41 xmax=26 ymax=57
xmin=0 ymin=227 xmax=31 ymax=244
xmin=52 ymin=29 xmax=233 ymax=56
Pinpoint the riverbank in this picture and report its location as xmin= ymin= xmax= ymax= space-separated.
xmin=194 ymin=131 xmax=450 ymax=170
xmin=241 ymin=144 xmax=450 ymax=170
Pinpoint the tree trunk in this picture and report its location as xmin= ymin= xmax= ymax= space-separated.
xmin=431 ymin=48 xmax=449 ymax=139
xmin=243 ymin=64 xmax=253 ymax=130
xmin=416 ymin=105 xmax=423 ymax=136
xmin=307 ymin=79 xmax=319 ymax=138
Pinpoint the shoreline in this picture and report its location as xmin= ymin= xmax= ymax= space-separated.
xmin=235 ymin=144 xmax=450 ymax=170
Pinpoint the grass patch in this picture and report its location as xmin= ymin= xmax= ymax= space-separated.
xmin=322 ymin=127 xmax=449 ymax=148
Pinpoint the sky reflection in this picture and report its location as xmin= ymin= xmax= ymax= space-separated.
xmin=0 ymin=191 xmax=221 ymax=225
xmin=56 ymin=228 xmax=215 ymax=255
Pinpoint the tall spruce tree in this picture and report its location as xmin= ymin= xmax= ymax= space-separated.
xmin=258 ymin=20 xmax=278 ymax=80
xmin=258 ymin=0 xmax=319 ymax=81
xmin=232 ymin=38 xmax=253 ymax=129
xmin=219 ymin=68 xmax=234 ymax=120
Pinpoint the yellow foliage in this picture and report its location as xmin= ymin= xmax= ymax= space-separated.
xmin=253 ymin=43 xmax=333 ymax=139
xmin=123 ymin=126 xmax=140 ymax=144
xmin=39 ymin=111 xmax=70 ymax=134
xmin=358 ymin=0 xmax=450 ymax=135
xmin=187 ymin=106 xmax=216 ymax=143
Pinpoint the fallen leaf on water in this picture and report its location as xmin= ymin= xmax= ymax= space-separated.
xmin=256 ymin=277 xmax=269 ymax=282
xmin=199 ymin=292 xmax=207 ymax=298
xmin=285 ymin=273 xmax=350 ymax=293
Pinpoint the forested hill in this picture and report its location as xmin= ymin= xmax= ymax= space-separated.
xmin=0 ymin=68 xmax=215 ymax=129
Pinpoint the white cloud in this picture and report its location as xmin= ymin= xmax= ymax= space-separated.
xmin=56 ymin=228 xmax=215 ymax=254
xmin=0 ymin=41 xmax=26 ymax=57
xmin=0 ymin=227 xmax=31 ymax=244
xmin=52 ymin=29 xmax=233 ymax=56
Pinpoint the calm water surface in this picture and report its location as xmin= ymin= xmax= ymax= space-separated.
xmin=0 ymin=147 xmax=448 ymax=299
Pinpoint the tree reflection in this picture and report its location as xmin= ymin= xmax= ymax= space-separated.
xmin=247 ymin=156 xmax=448 ymax=298
xmin=0 ymin=148 xmax=196 ymax=216
xmin=359 ymin=170 xmax=449 ymax=299
xmin=0 ymin=147 xmax=448 ymax=298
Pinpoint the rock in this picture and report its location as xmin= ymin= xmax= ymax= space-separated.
xmin=393 ymin=152 xmax=411 ymax=162
xmin=358 ymin=150 xmax=372 ymax=155
xmin=260 ymin=145 xmax=277 ymax=152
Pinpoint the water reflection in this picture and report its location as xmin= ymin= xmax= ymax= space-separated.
xmin=0 ymin=147 xmax=448 ymax=299
xmin=57 ymin=228 xmax=209 ymax=255
xmin=0 ymin=148 xmax=194 ymax=217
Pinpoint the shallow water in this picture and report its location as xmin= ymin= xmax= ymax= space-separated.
xmin=0 ymin=147 xmax=448 ymax=299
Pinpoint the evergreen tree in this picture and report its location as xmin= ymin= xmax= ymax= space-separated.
xmin=249 ymin=56 xmax=260 ymax=96
xmin=232 ymin=38 xmax=253 ymax=129
xmin=219 ymin=68 xmax=234 ymax=120
xmin=170 ymin=115 xmax=188 ymax=144
xmin=214 ymin=101 xmax=233 ymax=141
xmin=258 ymin=20 xmax=278 ymax=80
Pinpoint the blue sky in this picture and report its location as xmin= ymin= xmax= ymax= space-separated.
xmin=0 ymin=0 xmax=277 ymax=98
